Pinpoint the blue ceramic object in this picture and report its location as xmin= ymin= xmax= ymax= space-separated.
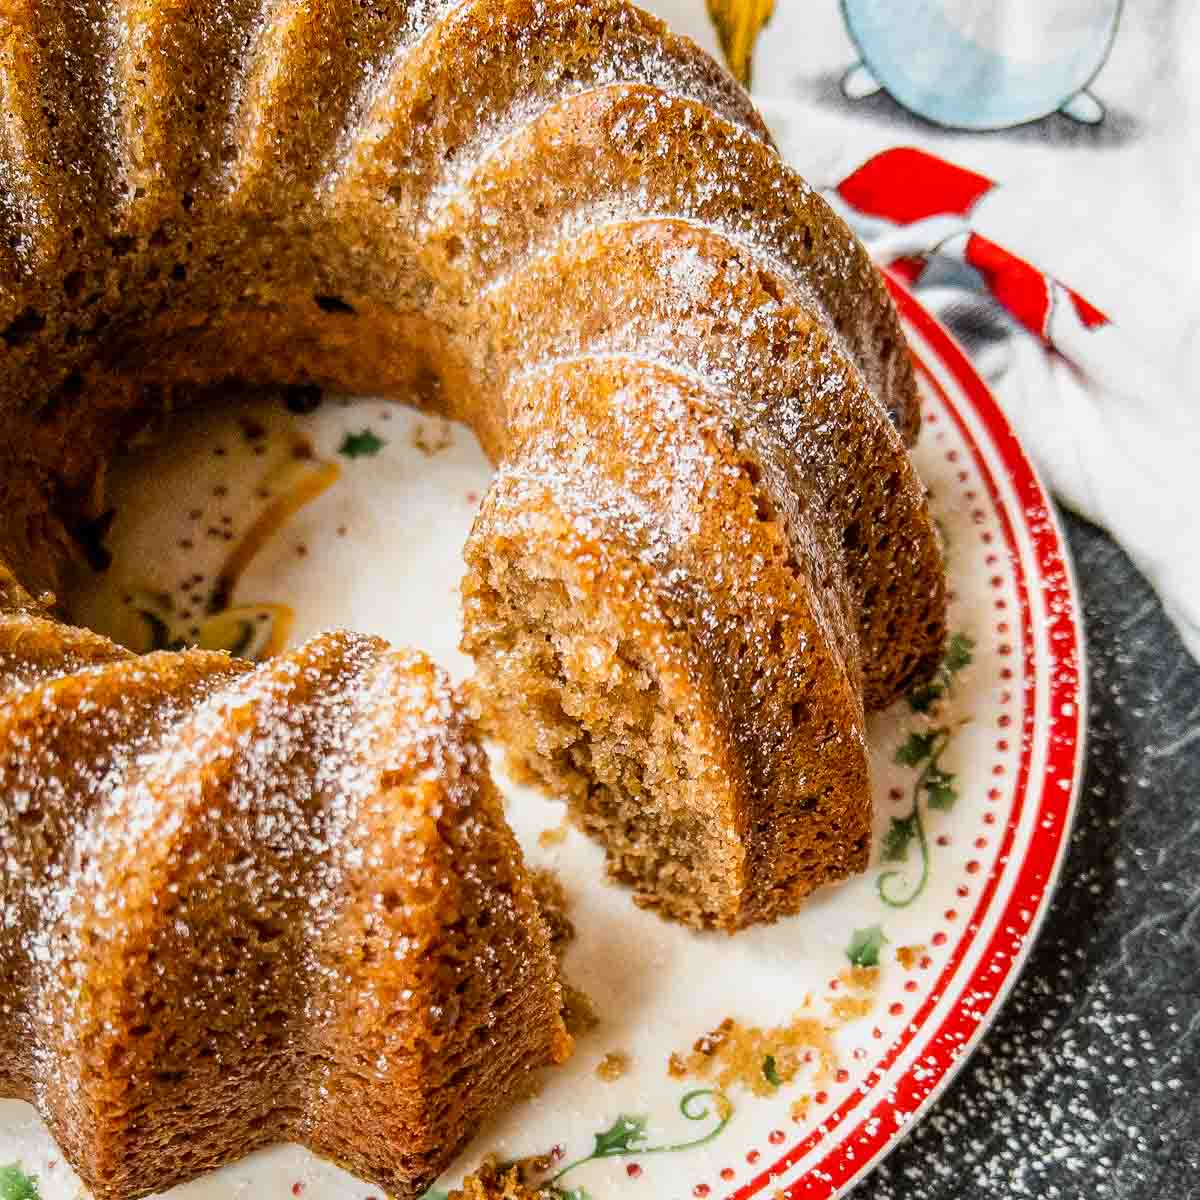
xmin=840 ymin=0 xmax=1122 ymax=129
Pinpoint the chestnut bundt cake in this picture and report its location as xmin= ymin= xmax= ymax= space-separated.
xmin=0 ymin=570 xmax=570 ymax=1199
xmin=0 ymin=0 xmax=944 ymax=1193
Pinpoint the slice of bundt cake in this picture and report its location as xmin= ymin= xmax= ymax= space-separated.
xmin=0 ymin=0 xmax=945 ymax=1191
xmin=0 ymin=575 xmax=569 ymax=1200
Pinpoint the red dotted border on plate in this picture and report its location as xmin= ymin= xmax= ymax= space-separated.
xmin=706 ymin=279 xmax=1083 ymax=1199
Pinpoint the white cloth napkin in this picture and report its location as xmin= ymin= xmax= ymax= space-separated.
xmin=640 ymin=0 xmax=1200 ymax=661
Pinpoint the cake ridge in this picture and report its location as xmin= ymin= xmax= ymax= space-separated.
xmin=324 ymin=0 xmax=769 ymax=223
xmin=430 ymin=81 xmax=913 ymax=435
xmin=317 ymin=0 xmax=476 ymax=201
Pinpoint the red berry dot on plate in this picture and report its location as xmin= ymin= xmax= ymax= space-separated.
xmin=975 ymin=836 xmax=988 ymax=849
xmin=292 ymin=1186 xmax=304 ymax=1197
xmin=984 ymin=812 xmax=997 ymax=825
xmin=982 ymin=530 xmax=994 ymax=543
xmin=967 ymin=860 xmax=981 ymax=874
xmin=746 ymin=1150 xmax=760 ymax=1165
xmin=693 ymin=1184 xmax=710 ymax=1197
xmin=992 ymin=763 xmax=1006 ymax=775
xmin=854 ymin=1046 xmax=868 ymax=1060
xmin=815 ymin=1090 xmax=829 ymax=1104
xmin=932 ymin=931 xmax=948 ymax=946
xmin=769 ymin=1130 xmax=786 ymax=1145
xmin=988 ymin=787 xmax=1002 ymax=800
xmin=626 ymin=1164 xmax=643 ymax=1179
xmin=997 ymin=739 xmax=1009 ymax=751
xmin=945 ymin=908 xmax=958 ymax=920
xmin=835 ymin=1068 xmax=850 ymax=1083
xmin=946 ymin=450 xmax=958 ymax=462
xmin=872 ymin=1026 xmax=883 ymax=1039
xmin=721 ymin=1168 xmax=736 ymax=1182
xmin=937 ymin=834 xmax=950 ymax=846
xmin=1001 ymin=667 xmax=1014 ymax=680
xmin=998 ymin=714 xmax=1011 ymax=727
xmin=888 ymin=1002 xmax=904 ymax=1017
xmin=957 ymin=884 xmax=970 ymax=898
xmin=904 ymin=979 xmax=918 ymax=992
xmin=919 ymin=955 xmax=932 ymax=969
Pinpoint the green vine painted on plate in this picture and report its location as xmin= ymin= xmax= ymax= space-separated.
xmin=878 ymin=632 xmax=975 ymax=908
xmin=543 ymin=1089 xmax=732 ymax=1194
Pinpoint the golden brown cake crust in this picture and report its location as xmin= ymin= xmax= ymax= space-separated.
xmin=0 ymin=0 xmax=943 ymax=1192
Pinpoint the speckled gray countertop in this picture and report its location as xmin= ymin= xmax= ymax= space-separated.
xmin=856 ymin=510 xmax=1200 ymax=1199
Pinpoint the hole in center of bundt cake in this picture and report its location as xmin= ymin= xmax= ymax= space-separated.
xmin=64 ymin=386 xmax=494 ymax=678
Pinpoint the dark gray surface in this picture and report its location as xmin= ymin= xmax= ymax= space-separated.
xmin=857 ymin=510 xmax=1200 ymax=1200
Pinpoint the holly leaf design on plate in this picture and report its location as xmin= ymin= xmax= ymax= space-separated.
xmin=0 ymin=1165 xmax=39 ymax=1200
xmin=944 ymin=631 xmax=974 ymax=673
xmin=881 ymin=813 xmax=918 ymax=862
xmin=923 ymin=763 xmax=959 ymax=810
xmin=907 ymin=681 xmax=943 ymax=713
xmin=895 ymin=730 xmax=938 ymax=766
xmin=338 ymin=429 xmax=385 ymax=459
xmin=592 ymin=1112 xmax=648 ymax=1157
xmin=846 ymin=924 xmax=888 ymax=968
xmin=908 ymin=631 xmax=975 ymax=712
xmin=705 ymin=0 xmax=775 ymax=86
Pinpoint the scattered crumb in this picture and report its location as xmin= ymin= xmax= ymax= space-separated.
xmin=596 ymin=1051 xmax=631 ymax=1082
xmin=449 ymin=1158 xmax=543 ymax=1200
xmin=841 ymin=965 xmax=881 ymax=991
xmin=829 ymin=965 xmax=881 ymax=1023
xmin=537 ymin=823 xmax=568 ymax=848
xmin=896 ymin=943 xmax=927 ymax=970
xmin=561 ymin=983 xmax=599 ymax=1037
xmin=412 ymin=418 xmax=453 ymax=455
xmin=670 ymin=1014 xmax=836 ymax=1098
xmin=790 ymin=1096 xmax=811 ymax=1122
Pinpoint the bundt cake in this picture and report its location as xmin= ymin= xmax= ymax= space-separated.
xmin=0 ymin=571 xmax=570 ymax=1199
xmin=0 ymin=0 xmax=945 ymax=1193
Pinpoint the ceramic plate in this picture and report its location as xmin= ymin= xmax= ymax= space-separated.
xmin=0 ymin=281 xmax=1085 ymax=1199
